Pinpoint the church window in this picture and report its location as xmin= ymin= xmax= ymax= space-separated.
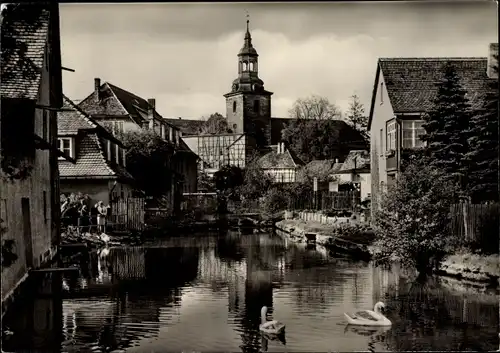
xmin=254 ymin=99 xmax=260 ymax=113
xmin=233 ymin=101 xmax=237 ymax=113
xmin=249 ymin=62 xmax=254 ymax=71
xmin=242 ymin=61 xmax=248 ymax=71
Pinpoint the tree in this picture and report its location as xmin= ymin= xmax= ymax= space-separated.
xmin=197 ymin=170 xmax=216 ymax=192
xmin=373 ymin=155 xmax=460 ymax=279
xmin=345 ymin=94 xmax=369 ymax=139
xmin=281 ymin=119 xmax=366 ymax=164
xmin=200 ymin=112 xmax=230 ymax=135
xmin=120 ymin=129 xmax=175 ymax=198
xmin=238 ymin=158 xmax=274 ymax=200
xmin=288 ymin=95 xmax=342 ymax=120
xmin=213 ymin=165 xmax=244 ymax=200
xmin=420 ymin=62 xmax=472 ymax=193
xmin=465 ymin=59 xmax=499 ymax=203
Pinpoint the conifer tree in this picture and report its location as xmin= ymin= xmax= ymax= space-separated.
xmin=465 ymin=59 xmax=499 ymax=202
xmin=421 ymin=62 xmax=472 ymax=193
xmin=346 ymin=94 xmax=369 ymax=139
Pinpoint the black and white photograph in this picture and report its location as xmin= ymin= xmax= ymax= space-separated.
xmin=0 ymin=1 xmax=498 ymax=352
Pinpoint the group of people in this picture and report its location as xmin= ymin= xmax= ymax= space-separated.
xmin=77 ymin=200 xmax=110 ymax=233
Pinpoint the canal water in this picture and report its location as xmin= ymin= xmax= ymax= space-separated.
xmin=2 ymin=231 xmax=499 ymax=352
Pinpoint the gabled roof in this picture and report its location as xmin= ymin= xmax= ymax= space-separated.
xmin=337 ymin=150 xmax=370 ymax=173
xmin=164 ymin=118 xmax=205 ymax=135
xmin=58 ymin=95 xmax=124 ymax=147
xmin=368 ymin=57 xmax=490 ymax=129
xmin=58 ymin=132 xmax=133 ymax=181
xmin=258 ymin=146 xmax=305 ymax=169
xmin=78 ymin=81 xmax=179 ymax=130
xmin=1 ymin=4 xmax=50 ymax=100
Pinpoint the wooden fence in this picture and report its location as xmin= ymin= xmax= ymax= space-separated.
xmin=288 ymin=190 xmax=360 ymax=211
xmin=109 ymin=197 xmax=145 ymax=232
xmin=450 ymin=202 xmax=499 ymax=252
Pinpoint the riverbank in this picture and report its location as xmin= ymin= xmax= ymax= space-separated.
xmin=275 ymin=218 xmax=499 ymax=287
xmin=275 ymin=218 xmax=374 ymax=260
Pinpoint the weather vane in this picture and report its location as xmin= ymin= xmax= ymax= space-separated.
xmin=245 ymin=10 xmax=250 ymax=26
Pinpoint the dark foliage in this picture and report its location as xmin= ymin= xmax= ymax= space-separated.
xmin=465 ymin=58 xmax=499 ymax=202
xmin=420 ymin=62 xmax=472 ymax=193
xmin=120 ymin=130 xmax=175 ymax=197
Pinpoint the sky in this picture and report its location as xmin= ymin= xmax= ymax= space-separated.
xmin=60 ymin=1 xmax=497 ymax=120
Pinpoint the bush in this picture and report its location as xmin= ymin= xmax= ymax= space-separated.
xmin=373 ymin=155 xmax=460 ymax=277
xmin=261 ymin=187 xmax=288 ymax=214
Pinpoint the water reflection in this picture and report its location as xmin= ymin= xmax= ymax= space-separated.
xmin=2 ymin=230 xmax=499 ymax=352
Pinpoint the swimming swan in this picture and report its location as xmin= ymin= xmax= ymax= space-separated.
xmin=344 ymin=302 xmax=392 ymax=326
xmin=259 ymin=306 xmax=285 ymax=335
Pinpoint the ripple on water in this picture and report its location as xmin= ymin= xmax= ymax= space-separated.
xmin=2 ymin=232 xmax=499 ymax=352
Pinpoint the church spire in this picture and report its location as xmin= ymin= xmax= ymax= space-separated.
xmin=239 ymin=13 xmax=257 ymax=57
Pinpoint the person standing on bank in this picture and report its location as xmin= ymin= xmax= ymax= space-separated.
xmin=96 ymin=201 xmax=108 ymax=233
xmin=78 ymin=199 xmax=90 ymax=233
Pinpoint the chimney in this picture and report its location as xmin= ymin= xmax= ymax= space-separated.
xmin=276 ymin=143 xmax=281 ymax=154
xmin=94 ymin=78 xmax=101 ymax=100
xmin=487 ymin=43 xmax=498 ymax=79
xmin=281 ymin=142 xmax=286 ymax=153
xmin=147 ymin=98 xmax=155 ymax=130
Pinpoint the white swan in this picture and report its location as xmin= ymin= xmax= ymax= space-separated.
xmin=259 ymin=306 xmax=285 ymax=335
xmin=344 ymin=302 xmax=392 ymax=327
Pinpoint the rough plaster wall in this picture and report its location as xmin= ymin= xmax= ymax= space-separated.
xmin=370 ymin=72 xmax=394 ymax=220
xmin=1 ymin=46 xmax=56 ymax=300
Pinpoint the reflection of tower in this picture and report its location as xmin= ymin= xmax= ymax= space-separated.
xmin=224 ymin=18 xmax=273 ymax=154
xmin=241 ymin=235 xmax=274 ymax=349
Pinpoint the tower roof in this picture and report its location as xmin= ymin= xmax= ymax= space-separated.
xmin=238 ymin=19 xmax=258 ymax=56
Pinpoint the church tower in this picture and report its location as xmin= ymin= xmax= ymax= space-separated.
xmin=224 ymin=19 xmax=273 ymax=151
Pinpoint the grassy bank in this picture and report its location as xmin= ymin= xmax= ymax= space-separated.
xmin=275 ymin=218 xmax=499 ymax=287
xmin=438 ymin=251 xmax=500 ymax=284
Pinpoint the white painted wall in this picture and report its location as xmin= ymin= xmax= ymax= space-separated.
xmin=370 ymin=70 xmax=395 ymax=216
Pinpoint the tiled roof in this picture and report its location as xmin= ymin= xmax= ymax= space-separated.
xmin=1 ymin=4 xmax=50 ymax=99
xmin=164 ymin=118 xmax=205 ymax=135
xmin=379 ymin=57 xmax=489 ymax=113
xmin=78 ymin=81 xmax=178 ymax=130
xmin=258 ymin=147 xmax=304 ymax=169
xmin=58 ymin=95 xmax=98 ymax=133
xmin=58 ymin=132 xmax=133 ymax=181
xmin=305 ymin=159 xmax=343 ymax=174
xmin=338 ymin=150 xmax=370 ymax=172
xmin=58 ymin=94 xmax=125 ymax=147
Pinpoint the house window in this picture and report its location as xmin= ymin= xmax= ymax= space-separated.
xmin=58 ymin=138 xmax=73 ymax=158
xmin=112 ymin=121 xmax=124 ymax=136
xmin=43 ymin=191 xmax=47 ymax=224
xmin=379 ymin=129 xmax=383 ymax=154
xmin=380 ymin=82 xmax=384 ymax=105
xmin=115 ymin=144 xmax=120 ymax=164
xmin=233 ymin=101 xmax=237 ymax=113
xmin=169 ymin=127 xmax=173 ymax=142
xmin=42 ymin=110 xmax=48 ymax=141
xmin=402 ymin=120 xmax=425 ymax=148
xmin=386 ymin=120 xmax=396 ymax=151
xmin=161 ymin=124 xmax=166 ymax=139
xmin=254 ymin=100 xmax=260 ymax=113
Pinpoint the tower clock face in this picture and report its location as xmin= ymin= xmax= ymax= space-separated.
xmin=252 ymin=83 xmax=260 ymax=91
xmin=232 ymin=83 xmax=238 ymax=92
